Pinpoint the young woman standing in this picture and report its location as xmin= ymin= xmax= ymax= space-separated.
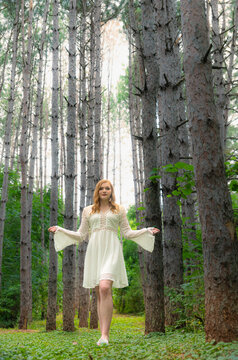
xmin=49 ymin=179 xmax=159 ymax=345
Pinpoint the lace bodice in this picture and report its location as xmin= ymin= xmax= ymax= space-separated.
xmin=54 ymin=205 xmax=154 ymax=252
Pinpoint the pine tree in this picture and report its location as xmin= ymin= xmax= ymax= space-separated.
xmin=180 ymin=0 xmax=238 ymax=342
xmin=46 ymin=0 xmax=59 ymax=331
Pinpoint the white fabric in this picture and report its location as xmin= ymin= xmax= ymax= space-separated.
xmin=53 ymin=205 xmax=155 ymax=288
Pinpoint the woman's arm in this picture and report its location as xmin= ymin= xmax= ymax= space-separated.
xmin=119 ymin=206 xmax=159 ymax=252
xmin=49 ymin=207 xmax=90 ymax=251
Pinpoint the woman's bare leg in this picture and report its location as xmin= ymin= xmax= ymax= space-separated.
xmin=98 ymin=279 xmax=113 ymax=340
xmin=95 ymin=286 xmax=102 ymax=331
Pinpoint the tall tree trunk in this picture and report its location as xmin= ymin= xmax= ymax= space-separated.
xmin=63 ymin=0 xmax=77 ymax=332
xmin=0 ymin=29 xmax=13 ymax=97
xmin=0 ymin=0 xmax=20 ymax=291
xmin=74 ymin=124 xmax=79 ymax=311
xmin=140 ymin=0 xmax=164 ymax=334
xmin=44 ymin=103 xmax=49 ymax=189
xmin=100 ymin=110 xmax=104 ymax=179
xmin=94 ymin=0 xmax=102 ymax=183
xmin=128 ymin=31 xmax=139 ymax=211
xmin=129 ymin=1 xmax=145 ymax=205
xmin=89 ymin=1 xmax=101 ymax=328
xmin=179 ymin=109 xmax=198 ymax=278
xmin=74 ymin=125 xmax=78 ymax=232
xmin=118 ymin=108 xmax=122 ymax=203
xmin=78 ymin=0 xmax=90 ymax=328
xmin=154 ymin=0 xmax=183 ymax=326
xmin=27 ymin=0 xmax=49 ymax=322
xmin=129 ymin=22 xmax=147 ymax=296
xmin=10 ymin=99 xmax=23 ymax=170
xmin=87 ymin=8 xmax=95 ymax=206
xmin=180 ymin=0 xmax=238 ymax=343
xmin=210 ymin=0 xmax=226 ymax=151
xmin=59 ymin=44 xmax=66 ymax=197
xmin=46 ymin=0 xmax=59 ymax=331
xmin=40 ymin=52 xmax=47 ymax=258
xmin=128 ymin=32 xmax=145 ymax=291
xmin=112 ymin=122 xmax=116 ymax=186
xmin=40 ymin=62 xmax=47 ymax=319
xmin=224 ymin=1 xmax=238 ymax=148
xmin=106 ymin=69 xmax=111 ymax=180
xmin=19 ymin=0 xmax=33 ymax=330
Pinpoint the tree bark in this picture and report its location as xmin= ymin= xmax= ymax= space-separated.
xmin=0 ymin=29 xmax=13 ymax=97
xmin=10 ymin=98 xmax=23 ymax=170
xmin=63 ymin=0 xmax=77 ymax=332
xmin=59 ymin=44 xmax=66 ymax=198
xmin=0 ymin=0 xmax=20 ymax=291
xmin=87 ymin=8 xmax=95 ymax=206
xmin=46 ymin=0 xmax=59 ymax=331
xmin=140 ymin=0 xmax=165 ymax=334
xmin=19 ymin=0 xmax=33 ymax=330
xmin=90 ymin=0 xmax=101 ymax=327
xmin=118 ymin=108 xmax=122 ymax=203
xmin=94 ymin=0 xmax=102 ymax=183
xmin=78 ymin=0 xmax=90 ymax=328
xmin=210 ymin=0 xmax=226 ymax=151
xmin=224 ymin=1 xmax=238 ymax=148
xmin=106 ymin=69 xmax=111 ymax=179
xmin=40 ymin=55 xmax=47 ymax=261
xmin=112 ymin=122 xmax=116 ymax=187
xmin=44 ymin=103 xmax=49 ymax=189
xmin=27 ymin=0 xmax=50 ymax=322
xmin=128 ymin=32 xmax=146 ymax=293
xmin=154 ymin=0 xmax=183 ymax=326
xmin=180 ymin=0 xmax=238 ymax=343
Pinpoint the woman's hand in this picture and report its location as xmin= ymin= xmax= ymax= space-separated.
xmin=48 ymin=226 xmax=57 ymax=233
xmin=151 ymin=227 xmax=160 ymax=235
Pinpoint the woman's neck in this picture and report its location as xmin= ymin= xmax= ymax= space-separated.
xmin=100 ymin=199 xmax=110 ymax=208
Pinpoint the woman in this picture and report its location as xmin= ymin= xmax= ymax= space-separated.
xmin=49 ymin=179 xmax=159 ymax=346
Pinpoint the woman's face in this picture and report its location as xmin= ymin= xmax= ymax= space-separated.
xmin=98 ymin=182 xmax=112 ymax=202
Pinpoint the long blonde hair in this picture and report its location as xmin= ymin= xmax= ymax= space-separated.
xmin=91 ymin=179 xmax=119 ymax=214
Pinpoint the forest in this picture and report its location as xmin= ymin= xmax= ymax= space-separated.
xmin=0 ymin=0 xmax=238 ymax=359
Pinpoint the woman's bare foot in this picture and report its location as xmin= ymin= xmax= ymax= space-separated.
xmin=96 ymin=337 xmax=109 ymax=346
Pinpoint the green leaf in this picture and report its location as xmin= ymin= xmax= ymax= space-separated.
xmin=163 ymin=165 xmax=178 ymax=173
xmin=143 ymin=187 xmax=150 ymax=192
xmin=229 ymin=180 xmax=238 ymax=192
xmin=175 ymin=161 xmax=194 ymax=171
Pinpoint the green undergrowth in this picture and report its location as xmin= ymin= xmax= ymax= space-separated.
xmin=0 ymin=314 xmax=237 ymax=360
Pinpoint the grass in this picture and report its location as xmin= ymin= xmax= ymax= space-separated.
xmin=0 ymin=314 xmax=237 ymax=360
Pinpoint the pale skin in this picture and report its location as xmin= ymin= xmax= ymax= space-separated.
xmin=49 ymin=181 xmax=160 ymax=343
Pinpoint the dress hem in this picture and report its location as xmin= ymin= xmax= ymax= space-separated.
xmin=83 ymin=278 xmax=128 ymax=289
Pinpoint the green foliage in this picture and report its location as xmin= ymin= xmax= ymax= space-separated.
xmin=226 ymin=125 xmax=238 ymax=155
xmin=225 ymin=156 xmax=238 ymax=192
xmin=225 ymin=156 xmax=238 ymax=223
xmin=147 ymin=162 xmax=205 ymax=330
xmin=117 ymin=70 xmax=129 ymax=106
xmin=101 ymin=0 xmax=126 ymax=22
xmin=0 ymin=168 xmax=64 ymax=327
xmin=162 ymin=162 xmax=195 ymax=205
xmin=0 ymin=314 xmax=237 ymax=359
xmin=165 ymin=222 xmax=205 ymax=331
xmin=165 ymin=275 xmax=205 ymax=331
xmin=114 ymin=206 xmax=144 ymax=314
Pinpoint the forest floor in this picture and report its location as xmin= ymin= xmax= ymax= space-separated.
xmin=0 ymin=314 xmax=237 ymax=360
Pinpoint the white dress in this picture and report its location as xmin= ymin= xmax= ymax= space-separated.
xmin=54 ymin=205 xmax=155 ymax=288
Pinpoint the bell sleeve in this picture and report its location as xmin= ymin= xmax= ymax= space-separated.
xmin=119 ymin=205 xmax=155 ymax=252
xmin=53 ymin=207 xmax=89 ymax=252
